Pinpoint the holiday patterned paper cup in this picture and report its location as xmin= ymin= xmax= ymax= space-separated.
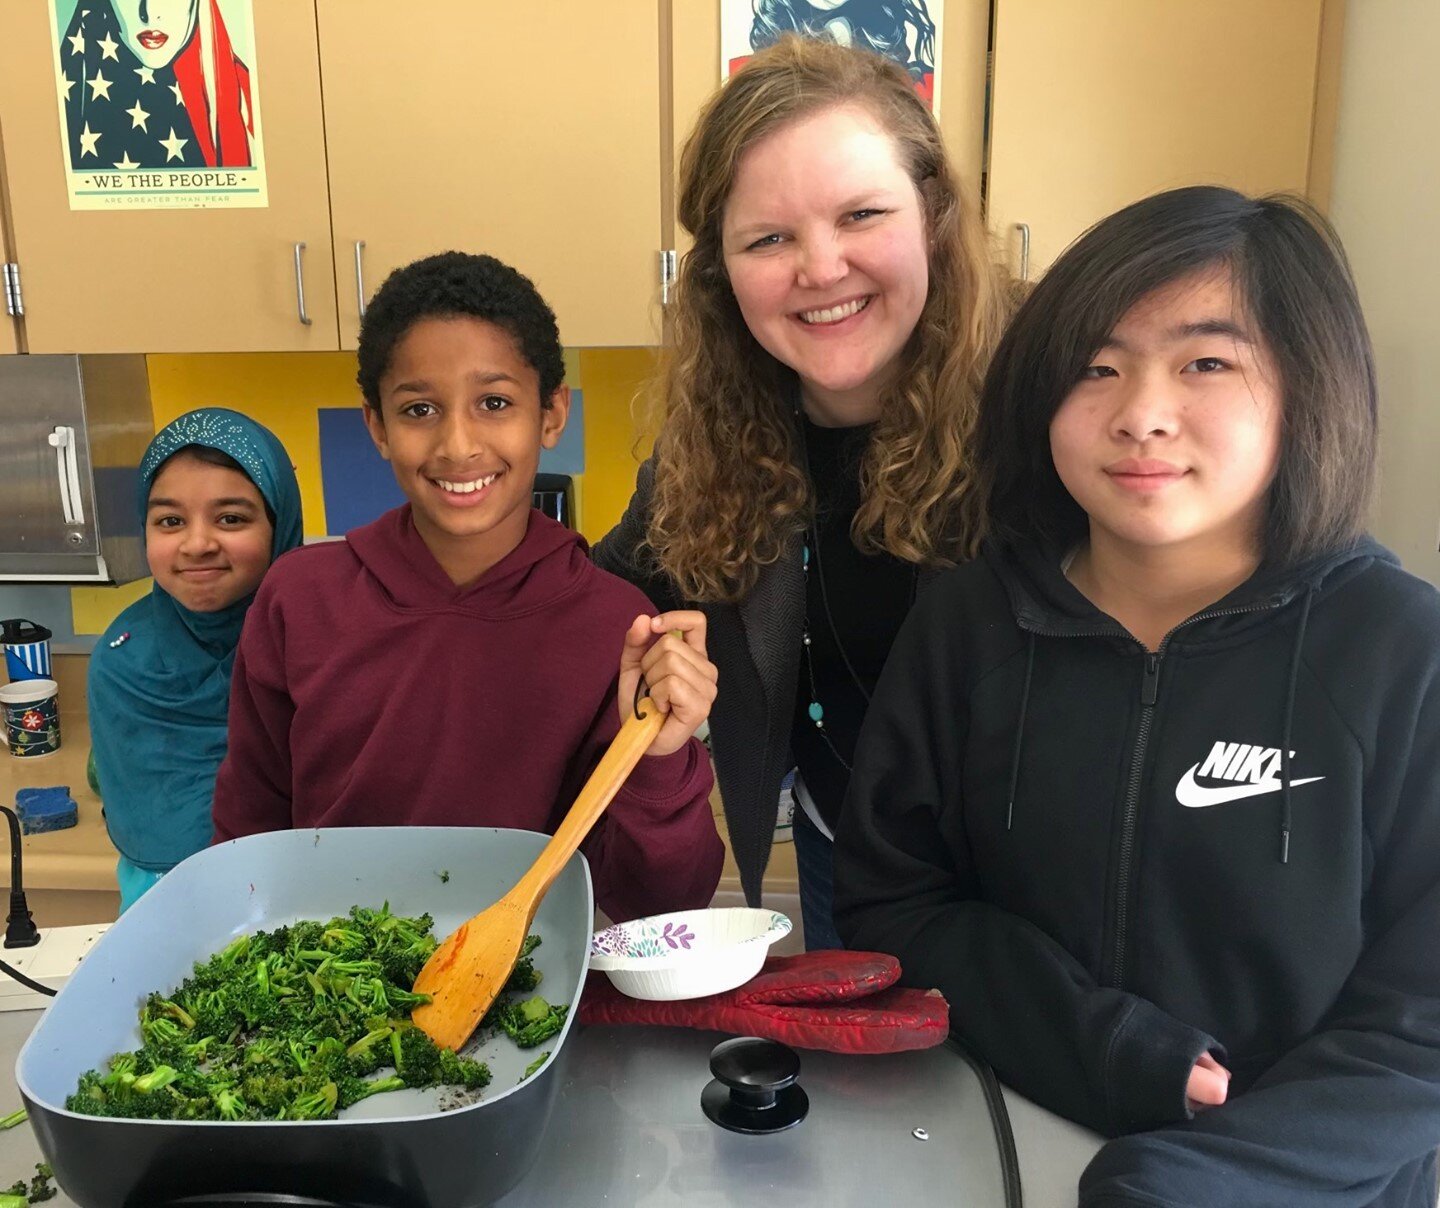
xmin=1 ymin=678 xmax=61 ymax=758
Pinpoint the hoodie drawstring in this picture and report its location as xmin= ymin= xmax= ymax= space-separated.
xmin=1006 ymin=633 xmax=1036 ymax=831
xmin=1278 ymin=587 xmax=1316 ymax=864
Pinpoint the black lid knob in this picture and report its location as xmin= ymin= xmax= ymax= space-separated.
xmin=701 ymin=1036 xmax=808 ymax=1135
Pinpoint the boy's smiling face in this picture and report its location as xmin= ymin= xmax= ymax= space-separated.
xmin=364 ymin=316 xmax=569 ymax=586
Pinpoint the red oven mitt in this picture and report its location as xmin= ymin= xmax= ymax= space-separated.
xmin=579 ymin=949 xmax=949 ymax=1053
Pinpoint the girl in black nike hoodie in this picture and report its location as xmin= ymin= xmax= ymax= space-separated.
xmin=834 ymin=187 xmax=1440 ymax=1208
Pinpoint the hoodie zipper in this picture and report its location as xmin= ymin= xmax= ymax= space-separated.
xmin=1106 ymin=652 xmax=1159 ymax=987
xmin=1018 ymin=598 xmax=1284 ymax=988
xmin=1101 ymin=600 xmax=1280 ymax=988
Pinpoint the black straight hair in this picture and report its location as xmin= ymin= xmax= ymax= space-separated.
xmin=975 ymin=186 xmax=1378 ymax=567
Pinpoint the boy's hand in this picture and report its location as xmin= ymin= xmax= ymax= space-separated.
xmin=617 ymin=611 xmax=718 ymax=759
xmin=1186 ymin=1051 xmax=1230 ymax=1113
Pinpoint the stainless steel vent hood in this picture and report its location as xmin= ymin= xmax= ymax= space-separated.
xmin=0 ymin=355 xmax=155 ymax=583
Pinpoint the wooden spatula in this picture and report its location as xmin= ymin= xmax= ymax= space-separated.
xmin=411 ymin=695 xmax=668 ymax=1052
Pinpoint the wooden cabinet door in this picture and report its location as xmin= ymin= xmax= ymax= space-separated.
xmin=987 ymin=0 xmax=1325 ymax=280
xmin=668 ymin=0 xmax=719 ymax=258
xmin=0 ymin=1 xmax=338 ymax=352
xmin=320 ymin=0 xmax=664 ymax=349
xmin=0 ymin=136 xmax=18 ymax=354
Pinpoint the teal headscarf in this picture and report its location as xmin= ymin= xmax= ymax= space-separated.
xmin=88 ymin=409 xmax=303 ymax=871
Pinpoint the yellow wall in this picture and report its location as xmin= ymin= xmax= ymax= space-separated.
xmin=65 ymin=347 xmax=657 ymax=634
xmin=574 ymin=347 xmax=658 ymax=543
xmin=1330 ymin=0 xmax=1440 ymax=587
xmin=70 ymin=578 xmax=149 ymax=637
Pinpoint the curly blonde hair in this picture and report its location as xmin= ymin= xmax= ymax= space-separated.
xmin=645 ymin=35 xmax=1006 ymax=604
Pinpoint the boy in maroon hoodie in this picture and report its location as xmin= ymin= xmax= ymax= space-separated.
xmin=212 ymin=252 xmax=724 ymax=921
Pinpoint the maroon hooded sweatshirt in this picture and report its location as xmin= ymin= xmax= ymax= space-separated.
xmin=212 ymin=506 xmax=723 ymax=922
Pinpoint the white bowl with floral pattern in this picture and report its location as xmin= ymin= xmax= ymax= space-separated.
xmin=588 ymin=908 xmax=792 ymax=1001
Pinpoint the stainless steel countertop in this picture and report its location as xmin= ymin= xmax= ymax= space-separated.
xmin=0 ymin=1007 xmax=1102 ymax=1206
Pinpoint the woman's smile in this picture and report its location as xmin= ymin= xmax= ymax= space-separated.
xmin=794 ymin=295 xmax=874 ymax=328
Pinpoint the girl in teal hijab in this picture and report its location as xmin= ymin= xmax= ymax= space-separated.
xmin=89 ymin=409 xmax=303 ymax=911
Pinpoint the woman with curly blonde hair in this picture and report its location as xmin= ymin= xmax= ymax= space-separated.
xmin=596 ymin=35 xmax=1005 ymax=946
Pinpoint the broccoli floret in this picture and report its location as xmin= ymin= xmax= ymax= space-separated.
xmin=230 ymin=966 xmax=282 ymax=1029
xmin=0 ymin=1160 xmax=53 ymax=1208
xmin=185 ymin=935 xmax=252 ymax=989
xmin=390 ymin=1026 xmax=443 ymax=1089
xmin=132 ymin=1065 xmax=178 ymax=1094
xmin=178 ymin=984 xmax=242 ymax=1037
xmin=142 ymin=993 xmax=196 ymax=1029
xmin=239 ymin=1070 xmax=303 ymax=1115
xmin=243 ymin=1036 xmax=286 ymax=1068
xmin=139 ymin=1015 xmax=188 ymax=1055
xmin=285 ymin=920 xmax=327 ymax=953
xmin=522 ymin=1052 xmax=551 ymax=1081
xmin=106 ymin=1052 xmax=139 ymax=1080
xmin=213 ymin=1085 xmax=249 ymax=1121
xmin=64 ymin=1071 xmax=112 ymax=1118
xmin=28 ymin=1163 xmax=56 ymax=1204
xmin=282 ymin=1081 xmax=338 ymax=1121
xmin=505 ymin=935 xmax=545 ymax=993
xmin=29 ymin=1163 xmax=56 ymax=1204
xmin=294 ymin=1035 xmax=347 ymax=1085
xmin=169 ymin=1062 xmax=215 ymax=1101
xmin=320 ymin=925 xmax=367 ymax=954
xmin=492 ymin=996 xmax=568 ymax=1049
xmin=336 ymin=1073 xmax=405 ymax=1110
xmin=344 ymin=1022 xmax=396 ymax=1076
xmin=437 ymin=1048 xmax=492 ymax=1090
xmin=72 ymin=1061 xmax=186 ymax=1121
xmin=348 ymin=904 xmax=438 ymax=989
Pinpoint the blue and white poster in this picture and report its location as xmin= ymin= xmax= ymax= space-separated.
xmin=48 ymin=0 xmax=269 ymax=210
xmin=721 ymin=0 xmax=944 ymax=112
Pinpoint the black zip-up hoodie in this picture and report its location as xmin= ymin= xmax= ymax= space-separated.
xmin=834 ymin=537 xmax=1440 ymax=1207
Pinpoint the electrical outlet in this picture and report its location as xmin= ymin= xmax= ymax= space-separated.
xmin=0 ymin=923 xmax=110 ymax=1011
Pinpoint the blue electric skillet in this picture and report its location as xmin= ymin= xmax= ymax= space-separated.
xmin=16 ymin=827 xmax=593 ymax=1208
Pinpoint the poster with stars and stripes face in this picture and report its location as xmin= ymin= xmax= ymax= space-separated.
xmin=720 ymin=0 xmax=944 ymax=113
xmin=48 ymin=0 xmax=268 ymax=210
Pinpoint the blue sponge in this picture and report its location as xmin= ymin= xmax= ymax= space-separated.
xmin=15 ymin=786 xmax=78 ymax=834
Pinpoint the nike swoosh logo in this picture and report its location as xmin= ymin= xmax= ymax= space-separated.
xmin=1175 ymin=764 xmax=1325 ymax=808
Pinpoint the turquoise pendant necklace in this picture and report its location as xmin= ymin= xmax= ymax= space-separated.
xmin=800 ymin=524 xmax=872 ymax=774
xmin=795 ymin=406 xmax=918 ymax=775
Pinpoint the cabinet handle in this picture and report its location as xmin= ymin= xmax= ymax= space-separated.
xmin=293 ymin=241 xmax=312 ymax=326
xmin=660 ymin=249 xmax=677 ymax=306
xmin=354 ymin=240 xmax=367 ymax=321
xmin=46 ymin=425 xmax=85 ymax=526
xmin=1014 ymin=222 xmax=1031 ymax=283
